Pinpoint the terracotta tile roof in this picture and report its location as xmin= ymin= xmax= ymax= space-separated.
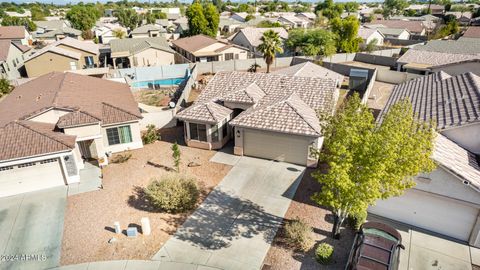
xmin=462 ymin=27 xmax=480 ymax=38
xmin=176 ymin=102 xmax=233 ymax=124
xmin=102 ymin=102 xmax=143 ymax=125
xmin=57 ymin=111 xmax=100 ymax=128
xmin=433 ymin=133 xmax=480 ymax=190
xmin=272 ymin=62 xmax=344 ymax=83
xmin=0 ymin=121 xmax=76 ymax=161
xmin=221 ymin=82 xmax=266 ymax=104
xmin=0 ymin=72 xmax=142 ymax=128
xmin=0 ymin=26 xmax=26 ymax=40
xmin=176 ymin=71 xmax=337 ymax=136
xmin=381 ymin=71 xmax=480 ymax=130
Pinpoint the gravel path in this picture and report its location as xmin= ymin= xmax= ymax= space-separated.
xmin=60 ymin=140 xmax=232 ymax=265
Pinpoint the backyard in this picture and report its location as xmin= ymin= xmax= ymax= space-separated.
xmin=60 ymin=128 xmax=232 ymax=265
xmin=133 ymin=88 xmax=177 ymax=107
xmin=263 ymin=168 xmax=355 ymax=270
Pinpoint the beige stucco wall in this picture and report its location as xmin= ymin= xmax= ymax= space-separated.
xmin=219 ymin=46 xmax=249 ymax=61
xmin=1 ymin=43 xmax=24 ymax=80
xmin=231 ymin=32 xmax=254 ymax=51
xmin=25 ymin=51 xmax=78 ymax=77
xmin=28 ymin=108 xmax=71 ymax=124
xmin=130 ymin=48 xmax=175 ymax=67
xmin=64 ymin=123 xmax=102 ymax=139
xmin=441 ymin=123 xmax=480 ymax=154
xmin=102 ymin=121 xmax=143 ymax=153
xmin=56 ymin=44 xmax=99 ymax=69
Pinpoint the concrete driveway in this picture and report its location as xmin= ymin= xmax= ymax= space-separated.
xmin=0 ymin=186 xmax=67 ymax=270
xmin=369 ymin=215 xmax=477 ymax=270
xmin=153 ymin=155 xmax=305 ymax=270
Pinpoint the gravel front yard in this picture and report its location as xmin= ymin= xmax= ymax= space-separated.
xmin=263 ymin=168 xmax=355 ymax=270
xmin=60 ymin=139 xmax=232 ymax=265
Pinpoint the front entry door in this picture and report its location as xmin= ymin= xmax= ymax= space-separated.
xmin=78 ymin=140 xmax=94 ymax=159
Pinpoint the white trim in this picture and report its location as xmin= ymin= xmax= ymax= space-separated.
xmin=76 ymin=134 xmax=102 ymax=141
xmin=0 ymin=150 xmax=72 ymax=165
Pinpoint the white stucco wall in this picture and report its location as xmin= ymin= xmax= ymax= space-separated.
xmin=28 ymin=108 xmax=71 ymax=124
xmin=441 ymin=123 xmax=480 ymax=154
xmin=1 ymin=43 xmax=25 ymax=80
xmin=102 ymin=121 xmax=143 ymax=153
xmin=130 ymin=48 xmax=175 ymax=67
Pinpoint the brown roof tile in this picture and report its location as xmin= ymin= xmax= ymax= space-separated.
xmin=0 ymin=26 xmax=26 ymax=40
xmin=57 ymin=110 xmax=100 ymax=128
xmin=172 ymin=34 xmax=221 ymax=53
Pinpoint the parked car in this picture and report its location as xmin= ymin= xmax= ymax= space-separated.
xmin=346 ymin=221 xmax=405 ymax=270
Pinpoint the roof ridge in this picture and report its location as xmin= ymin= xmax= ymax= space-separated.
xmin=52 ymin=72 xmax=66 ymax=107
xmin=102 ymin=102 xmax=141 ymax=119
xmin=15 ymin=120 xmax=74 ymax=149
xmin=285 ymin=92 xmax=320 ymax=134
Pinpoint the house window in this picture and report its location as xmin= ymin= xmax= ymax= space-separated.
xmin=106 ymin=125 xmax=132 ymax=145
xmin=211 ymin=125 xmax=219 ymax=142
xmin=189 ymin=123 xmax=207 ymax=142
xmin=225 ymin=53 xmax=234 ymax=61
xmin=84 ymin=56 xmax=95 ymax=68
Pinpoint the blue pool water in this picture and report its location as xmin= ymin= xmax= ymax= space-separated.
xmin=131 ymin=77 xmax=186 ymax=88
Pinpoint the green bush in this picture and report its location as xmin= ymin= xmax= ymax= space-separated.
xmin=144 ymin=175 xmax=199 ymax=213
xmin=142 ymin=124 xmax=160 ymax=144
xmin=315 ymin=243 xmax=334 ymax=264
xmin=284 ymin=218 xmax=314 ymax=252
xmin=349 ymin=210 xmax=367 ymax=231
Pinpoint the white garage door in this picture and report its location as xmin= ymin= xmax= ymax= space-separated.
xmin=0 ymin=158 xmax=65 ymax=198
xmin=243 ymin=129 xmax=310 ymax=165
xmin=369 ymin=189 xmax=478 ymax=241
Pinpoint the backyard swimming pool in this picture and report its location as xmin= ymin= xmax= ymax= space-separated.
xmin=131 ymin=77 xmax=186 ymax=88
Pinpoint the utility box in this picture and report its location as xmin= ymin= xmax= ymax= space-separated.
xmin=114 ymin=222 xmax=121 ymax=234
xmin=349 ymin=68 xmax=369 ymax=91
xmin=127 ymin=227 xmax=138 ymax=238
xmin=141 ymin=217 xmax=151 ymax=235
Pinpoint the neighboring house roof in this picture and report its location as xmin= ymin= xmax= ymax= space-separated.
xmin=433 ymin=133 xmax=480 ymax=191
xmin=34 ymin=27 xmax=82 ymax=39
xmin=445 ymin=11 xmax=473 ymax=20
xmin=110 ymin=37 xmax=174 ymax=56
xmin=357 ymin=28 xmax=383 ymax=40
xmin=131 ymin=24 xmax=166 ymax=35
xmin=279 ymin=14 xmax=310 ymax=25
xmin=296 ymin=12 xmax=316 ymax=20
xmin=0 ymin=120 xmax=76 ymax=161
xmin=34 ymin=20 xmax=67 ymax=30
xmin=176 ymin=71 xmax=337 ymax=137
xmin=462 ymin=27 xmax=480 ymax=38
xmin=25 ymin=37 xmax=99 ymax=62
xmin=381 ymin=71 xmax=480 ymax=130
xmin=57 ymin=110 xmax=100 ymax=128
xmin=230 ymin=27 xmax=288 ymax=47
xmin=176 ymin=102 xmax=233 ymax=124
xmin=377 ymin=27 xmax=410 ymax=36
xmin=172 ymin=34 xmax=243 ymax=56
xmin=0 ymin=72 xmax=142 ymax=128
xmin=272 ymin=62 xmax=344 ymax=83
xmin=367 ymin=20 xmax=426 ymax=34
xmin=399 ymin=48 xmax=480 ymax=68
xmin=0 ymin=26 xmax=26 ymax=40
xmin=0 ymin=40 xmax=31 ymax=62
xmin=412 ymin=39 xmax=480 ymax=54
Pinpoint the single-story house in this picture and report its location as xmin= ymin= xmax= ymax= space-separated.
xmin=0 ymin=40 xmax=31 ymax=80
xmin=230 ymin=12 xmax=249 ymax=22
xmin=94 ymin=23 xmax=127 ymax=44
xmin=397 ymin=40 xmax=480 ymax=75
xmin=370 ymin=71 xmax=480 ymax=246
xmin=365 ymin=24 xmax=411 ymax=40
xmin=0 ymin=26 xmax=32 ymax=46
xmin=277 ymin=15 xmax=312 ymax=28
xmin=357 ymin=28 xmax=385 ymax=46
xmin=445 ymin=11 xmax=473 ymax=25
xmin=175 ymin=71 xmax=339 ymax=167
xmin=109 ymin=37 xmax=175 ymax=68
xmin=272 ymin=61 xmax=344 ymax=87
xmin=405 ymin=4 xmax=444 ymax=15
xmin=130 ymin=24 xmax=167 ymax=39
xmin=228 ymin=27 xmax=288 ymax=56
xmin=0 ymin=72 xmax=143 ymax=197
xmin=24 ymin=37 xmax=100 ymax=77
xmin=34 ymin=20 xmax=82 ymax=43
xmin=367 ymin=20 xmax=428 ymax=36
xmin=172 ymin=34 xmax=249 ymax=63
xmin=295 ymin=12 xmax=316 ymax=21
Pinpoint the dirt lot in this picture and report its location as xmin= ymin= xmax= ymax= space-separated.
xmin=263 ymin=169 xmax=355 ymax=270
xmin=133 ymin=89 xmax=176 ymax=107
xmin=60 ymin=135 xmax=232 ymax=265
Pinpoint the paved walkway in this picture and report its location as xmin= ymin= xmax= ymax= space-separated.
xmin=152 ymin=156 xmax=305 ymax=270
xmin=49 ymin=260 xmax=222 ymax=270
xmin=68 ymin=161 xmax=102 ymax=196
xmin=0 ymin=187 xmax=67 ymax=270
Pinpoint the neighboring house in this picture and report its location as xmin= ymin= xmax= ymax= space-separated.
xmin=130 ymin=24 xmax=167 ymax=38
xmin=367 ymin=20 xmax=428 ymax=36
xmin=375 ymin=27 xmax=410 ymax=40
xmin=0 ymin=72 xmax=143 ymax=198
xmin=295 ymin=12 xmax=316 ymax=21
xmin=94 ymin=23 xmax=127 ymax=44
xmin=109 ymin=37 xmax=175 ymax=68
xmin=357 ymin=28 xmax=385 ymax=46
xmin=24 ymin=37 xmax=100 ymax=77
xmin=230 ymin=12 xmax=249 ymax=22
xmin=0 ymin=40 xmax=31 ymax=80
xmin=5 ymin=10 xmax=32 ymax=18
xmin=175 ymin=71 xmax=339 ymax=167
xmin=405 ymin=4 xmax=444 ymax=15
xmin=34 ymin=20 xmax=82 ymax=43
xmin=341 ymin=12 xmax=361 ymax=20
xmin=277 ymin=15 xmax=312 ymax=28
xmin=219 ymin=18 xmax=243 ymax=35
xmin=0 ymin=26 xmax=32 ymax=46
xmin=228 ymin=27 xmax=288 ymax=56
xmin=172 ymin=34 xmax=249 ymax=63
xmin=370 ymin=71 xmax=480 ymax=247
xmin=272 ymin=61 xmax=344 ymax=87
xmin=397 ymin=40 xmax=480 ymax=75
xmin=445 ymin=11 xmax=473 ymax=25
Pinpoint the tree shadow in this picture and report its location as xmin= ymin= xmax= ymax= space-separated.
xmin=146 ymin=161 xmax=175 ymax=172
xmin=165 ymin=188 xmax=284 ymax=250
xmin=127 ymin=186 xmax=159 ymax=213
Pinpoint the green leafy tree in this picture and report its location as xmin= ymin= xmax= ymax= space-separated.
xmin=142 ymin=124 xmax=159 ymax=144
xmin=186 ymin=2 xmax=208 ymax=36
xmin=171 ymin=142 xmax=181 ymax=172
xmin=66 ymin=4 xmax=100 ymax=31
xmin=204 ymin=3 xmax=220 ymax=37
xmin=212 ymin=0 xmax=224 ymax=11
xmin=365 ymin=38 xmax=378 ymax=53
xmin=286 ymin=28 xmax=336 ymax=57
xmin=383 ymin=0 xmax=409 ymax=18
xmin=112 ymin=28 xmax=126 ymax=39
xmin=30 ymin=5 xmax=50 ymax=21
xmin=116 ymin=8 xmax=140 ymax=30
xmin=311 ymin=94 xmax=436 ymax=238
xmin=257 ymin=30 xmax=284 ymax=73
xmin=1 ymin=16 xmax=36 ymax=31
xmin=315 ymin=0 xmax=343 ymax=19
xmin=257 ymin=20 xmax=282 ymax=28
xmin=145 ymin=11 xmax=167 ymax=24
xmin=330 ymin=16 xmax=362 ymax=53
xmin=0 ymin=78 xmax=13 ymax=98
xmin=344 ymin=2 xmax=359 ymax=13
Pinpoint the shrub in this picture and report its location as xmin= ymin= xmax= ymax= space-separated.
xmin=110 ymin=152 xmax=132 ymax=163
xmin=350 ymin=210 xmax=367 ymax=231
xmin=144 ymin=175 xmax=199 ymax=213
xmin=315 ymin=243 xmax=334 ymax=264
xmin=284 ymin=218 xmax=314 ymax=252
xmin=142 ymin=124 xmax=160 ymax=144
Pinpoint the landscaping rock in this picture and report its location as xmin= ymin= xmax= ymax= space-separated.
xmin=108 ymin=237 xmax=117 ymax=244
xmin=188 ymin=161 xmax=201 ymax=167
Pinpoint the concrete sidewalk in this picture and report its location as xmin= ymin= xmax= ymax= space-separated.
xmin=152 ymin=156 xmax=305 ymax=270
xmin=49 ymin=260 xmax=222 ymax=270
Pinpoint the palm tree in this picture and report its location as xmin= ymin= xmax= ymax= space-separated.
xmin=257 ymin=30 xmax=284 ymax=73
xmin=112 ymin=28 xmax=126 ymax=39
